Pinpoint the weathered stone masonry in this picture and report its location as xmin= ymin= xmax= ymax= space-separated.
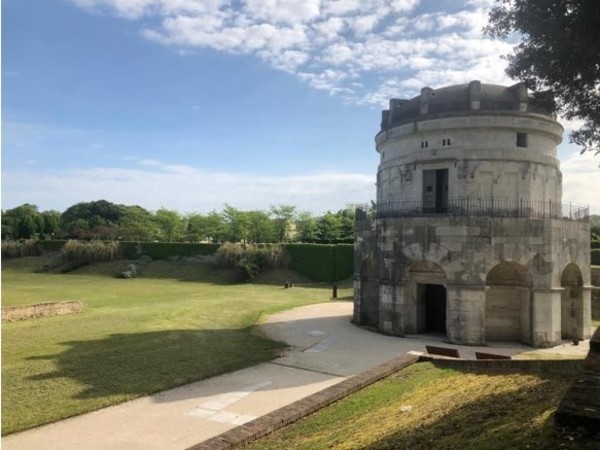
xmin=354 ymin=81 xmax=591 ymax=348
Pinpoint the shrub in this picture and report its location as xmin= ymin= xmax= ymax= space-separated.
xmin=60 ymin=240 xmax=121 ymax=266
xmin=1 ymin=240 xmax=42 ymax=258
xmin=39 ymin=240 xmax=67 ymax=253
xmin=216 ymin=243 xmax=287 ymax=280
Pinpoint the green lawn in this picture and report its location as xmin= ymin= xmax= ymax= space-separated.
xmin=1 ymin=257 xmax=350 ymax=435
xmin=246 ymin=362 xmax=584 ymax=450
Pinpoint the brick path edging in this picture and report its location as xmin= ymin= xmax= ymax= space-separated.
xmin=186 ymin=354 xmax=420 ymax=450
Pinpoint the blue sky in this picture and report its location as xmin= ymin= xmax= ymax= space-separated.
xmin=2 ymin=0 xmax=598 ymax=214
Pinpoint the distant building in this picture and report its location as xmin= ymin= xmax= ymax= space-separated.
xmin=354 ymin=81 xmax=592 ymax=347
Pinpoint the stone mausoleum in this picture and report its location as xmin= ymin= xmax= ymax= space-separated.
xmin=354 ymin=81 xmax=592 ymax=348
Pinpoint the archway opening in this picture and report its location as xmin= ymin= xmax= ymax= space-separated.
xmin=359 ymin=258 xmax=379 ymax=327
xmin=423 ymin=284 xmax=447 ymax=333
xmin=485 ymin=261 xmax=532 ymax=344
xmin=560 ymin=263 xmax=584 ymax=340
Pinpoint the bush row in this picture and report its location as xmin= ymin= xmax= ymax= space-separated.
xmin=36 ymin=240 xmax=220 ymax=260
xmin=1 ymin=240 xmax=43 ymax=258
xmin=5 ymin=239 xmax=354 ymax=281
xmin=61 ymin=240 xmax=120 ymax=265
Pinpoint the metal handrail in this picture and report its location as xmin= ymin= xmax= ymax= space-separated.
xmin=355 ymin=198 xmax=589 ymax=222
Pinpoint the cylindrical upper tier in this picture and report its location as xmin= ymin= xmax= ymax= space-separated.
xmin=375 ymin=81 xmax=564 ymax=208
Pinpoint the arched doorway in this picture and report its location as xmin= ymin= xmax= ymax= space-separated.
xmin=408 ymin=261 xmax=447 ymax=335
xmin=560 ymin=263 xmax=583 ymax=339
xmin=485 ymin=262 xmax=532 ymax=344
xmin=359 ymin=258 xmax=379 ymax=327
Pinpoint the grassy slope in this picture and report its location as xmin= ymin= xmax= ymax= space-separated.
xmin=246 ymin=362 xmax=584 ymax=450
xmin=1 ymin=257 xmax=351 ymax=435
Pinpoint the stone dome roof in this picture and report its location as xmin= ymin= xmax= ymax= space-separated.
xmin=381 ymin=80 xmax=556 ymax=131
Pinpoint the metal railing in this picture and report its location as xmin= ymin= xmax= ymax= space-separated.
xmin=355 ymin=198 xmax=589 ymax=222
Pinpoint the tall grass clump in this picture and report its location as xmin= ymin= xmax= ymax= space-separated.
xmin=60 ymin=240 xmax=121 ymax=267
xmin=1 ymin=240 xmax=43 ymax=258
xmin=216 ymin=243 xmax=287 ymax=280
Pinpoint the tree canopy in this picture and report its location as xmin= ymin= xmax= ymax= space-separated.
xmin=1 ymin=200 xmax=357 ymax=243
xmin=485 ymin=0 xmax=600 ymax=154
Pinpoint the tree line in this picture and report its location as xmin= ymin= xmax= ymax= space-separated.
xmin=1 ymin=200 xmax=357 ymax=243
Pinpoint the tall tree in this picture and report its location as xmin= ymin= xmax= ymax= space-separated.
xmin=295 ymin=211 xmax=319 ymax=242
xmin=186 ymin=212 xmax=226 ymax=242
xmin=270 ymin=204 xmax=296 ymax=242
xmin=245 ymin=210 xmax=275 ymax=243
xmin=60 ymin=200 xmax=125 ymax=238
xmin=118 ymin=206 xmax=159 ymax=241
xmin=153 ymin=208 xmax=187 ymax=242
xmin=336 ymin=205 xmax=356 ymax=240
xmin=221 ymin=204 xmax=249 ymax=243
xmin=485 ymin=0 xmax=600 ymax=154
xmin=1 ymin=204 xmax=44 ymax=239
xmin=317 ymin=211 xmax=343 ymax=241
xmin=40 ymin=210 xmax=61 ymax=239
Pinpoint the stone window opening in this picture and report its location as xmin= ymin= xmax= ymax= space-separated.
xmin=517 ymin=132 xmax=528 ymax=148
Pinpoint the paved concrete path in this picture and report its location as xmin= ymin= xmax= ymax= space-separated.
xmin=2 ymin=301 xmax=589 ymax=450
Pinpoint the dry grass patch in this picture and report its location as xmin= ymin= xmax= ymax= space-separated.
xmin=245 ymin=362 xmax=583 ymax=450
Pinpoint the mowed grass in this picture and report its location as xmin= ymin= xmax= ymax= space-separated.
xmin=246 ymin=362 xmax=583 ymax=450
xmin=1 ymin=257 xmax=351 ymax=435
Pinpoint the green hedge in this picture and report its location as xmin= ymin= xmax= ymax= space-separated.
xmin=136 ymin=242 xmax=220 ymax=260
xmin=285 ymin=243 xmax=353 ymax=282
xmin=334 ymin=244 xmax=354 ymax=281
xmin=592 ymin=249 xmax=600 ymax=266
xmin=120 ymin=241 xmax=141 ymax=259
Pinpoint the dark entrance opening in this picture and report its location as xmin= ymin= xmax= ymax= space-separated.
xmin=424 ymin=284 xmax=446 ymax=333
xmin=422 ymin=169 xmax=449 ymax=213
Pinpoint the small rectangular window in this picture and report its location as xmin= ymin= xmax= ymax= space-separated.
xmin=516 ymin=132 xmax=528 ymax=148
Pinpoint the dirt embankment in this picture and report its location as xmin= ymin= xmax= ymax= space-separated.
xmin=2 ymin=301 xmax=86 ymax=322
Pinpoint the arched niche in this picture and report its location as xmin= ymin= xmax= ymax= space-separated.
xmin=560 ymin=263 xmax=584 ymax=339
xmin=485 ymin=261 xmax=532 ymax=344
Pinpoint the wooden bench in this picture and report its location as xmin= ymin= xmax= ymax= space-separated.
xmin=425 ymin=345 xmax=460 ymax=358
xmin=475 ymin=351 xmax=512 ymax=360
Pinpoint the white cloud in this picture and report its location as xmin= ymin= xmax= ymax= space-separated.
xmin=1 ymin=160 xmax=375 ymax=214
xmin=68 ymin=0 xmax=518 ymax=105
xmin=243 ymin=0 xmax=321 ymax=25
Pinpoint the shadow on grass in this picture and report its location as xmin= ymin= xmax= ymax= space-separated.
xmin=361 ymin=369 xmax=587 ymax=450
xmin=26 ymin=328 xmax=286 ymax=400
